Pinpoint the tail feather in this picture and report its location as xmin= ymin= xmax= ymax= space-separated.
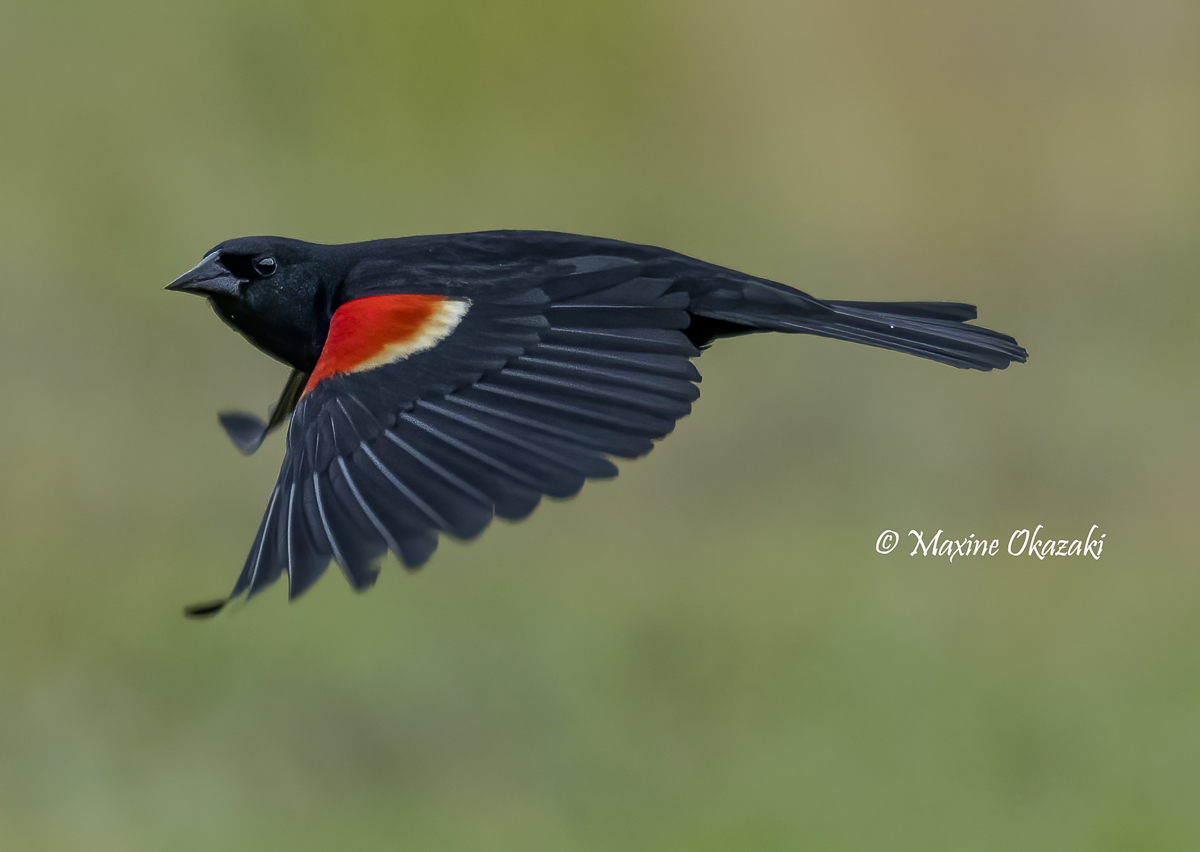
xmin=690 ymin=279 xmax=1027 ymax=371
xmin=788 ymin=300 xmax=1027 ymax=371
xmin=827 ymin=300 xmax=978 ymax=323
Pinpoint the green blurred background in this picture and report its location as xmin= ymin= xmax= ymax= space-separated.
xmin=2 ymin=0 xmax=1198 ymax=849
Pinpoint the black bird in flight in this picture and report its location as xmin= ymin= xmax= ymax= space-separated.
xmin=169 ymin=231 xmax=1026 ymax=614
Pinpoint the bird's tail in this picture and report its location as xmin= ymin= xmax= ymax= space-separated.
xmin=791 ymin=299 xmax=1028 ymax=371
xmin=692 ymin=276 xmax=1028 ymax=371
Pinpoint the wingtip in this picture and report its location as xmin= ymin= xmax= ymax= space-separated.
xmin=218 ymin=411 xmax=268 ymax=455
xmin=183 ymin=597 xmax=229 ymax=618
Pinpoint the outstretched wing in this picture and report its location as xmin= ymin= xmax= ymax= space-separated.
xmin=230 ymin=257 xmax=702 ymax=601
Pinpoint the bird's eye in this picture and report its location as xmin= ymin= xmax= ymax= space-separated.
xmin=253 ymin=256 xmax=277 ymax=278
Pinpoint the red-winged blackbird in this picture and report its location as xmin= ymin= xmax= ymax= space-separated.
xmin=169 ymin=231 xmax=1026 ymax=614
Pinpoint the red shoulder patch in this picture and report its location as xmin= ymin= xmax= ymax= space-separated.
xmin=304 ymin=294 xmax=470 ymax=395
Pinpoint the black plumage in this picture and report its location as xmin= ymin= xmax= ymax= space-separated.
xmin=168 ymin=230 xmax=1026 ymax=613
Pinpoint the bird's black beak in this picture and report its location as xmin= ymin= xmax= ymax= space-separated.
xmin=166 ymin=251 xmax=242 ymax=298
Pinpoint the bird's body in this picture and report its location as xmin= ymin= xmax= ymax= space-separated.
xmin=169 ymin=231 xmax=1026 ymax=612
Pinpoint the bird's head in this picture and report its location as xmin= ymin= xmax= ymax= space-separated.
xmin=167 ymin=236 xmax=341 ymax=371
